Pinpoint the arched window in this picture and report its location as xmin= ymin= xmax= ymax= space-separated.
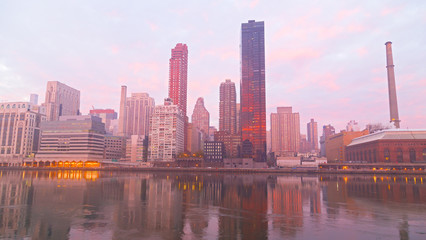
xmin=364 ymin=151 xmax=368 ymax=163
xmin=384 ymin=148 xmax=390 ymax=162
xmin=423 ymin=149 xmax=426 ymax=161
xmin=373 ymin=149 xmax=377 ymax=162
xmin=368 ymin=150 xmax=372 ymax=163
xmin=409 ymin=149 xmax=416 ymax=162
xmin=356 ymin=152 xmax=359 ymax=161
xmin=397 ymin=148 xmax=403 ymax=162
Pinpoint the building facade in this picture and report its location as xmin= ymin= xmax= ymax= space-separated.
xmin=214 ymin=131 xmax=241 ymax=158
xmin=126 ymin=135 xmax=148 ymax=162
xmin=168 ymin=43 xmax=188 ymax=117
xmin=105 ymin=135 xmax=125 ymax=161
xmin=320 ymin=124 xmax=335 ymax=157
xmin=325 ymin=130 xmax=369 ymax=163
xmin=307 ymin=118 xmax=319 ymax=152
xmin=36 ymin=115 xmax=106 ymax=163
xmin=270 ymin=107 xmax=300 ymax=157
xmin=125 ymin=93 xmax=155 ymax=137
xmin=148 ymin=98 xmax=185 ymax=161
xmin=0 ymin=102 xmax=44 ymax=164
xmin=240 ymin=20 xmax=266 ymax=162
xmin=204 ymin=141 xmax=224 ymax=163
xmin=89 ymin=109 xmax=117 ymax=134
xmin=219 ymin=79 xmax=237 ymax=134
xmin=44 ymin=81 xmax=80 ymax=121
xmin=191 ymin=97 xmax=210 ymax=137
xmin=346 ymin=130 xmax=426 ymax=163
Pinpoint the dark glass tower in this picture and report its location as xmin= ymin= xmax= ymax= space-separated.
xmin=240 ymin=20 xmax=266 ymax=162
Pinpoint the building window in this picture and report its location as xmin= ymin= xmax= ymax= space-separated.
xmin=364 ymin=151 xmax=367 ymax=163
xmin=384 ymin=148 xmax=390 ymax=162
xmin=368 ymin=150 xmax=372 ymax=163
xmin=423 ymin=149 xmax=426 ymax=161
xmin=396 ymin=148 xmax=403 ymax=163
xmin=409 ymin=149 xmax=416 ymax=162
xmin=373 ymin=149 xmax=377 ymax=162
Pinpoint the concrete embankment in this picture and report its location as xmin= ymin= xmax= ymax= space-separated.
xmin=0 ymin=166 xmax=425 ymax=175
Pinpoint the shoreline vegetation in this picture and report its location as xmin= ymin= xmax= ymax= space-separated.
xmin=1 ymin=166 xmax=425 ymax=175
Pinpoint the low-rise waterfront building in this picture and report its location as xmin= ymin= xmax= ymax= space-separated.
xmin=204 ymin=141 xmax=224 ymax=162
xmin=346 ymin=129 xmax=426 ymax=163
xmin=36 ymin=115 xmax=105 ymax=165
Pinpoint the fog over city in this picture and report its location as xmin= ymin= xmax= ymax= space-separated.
xmin=1 ymin=0 xmax=425 ymax=132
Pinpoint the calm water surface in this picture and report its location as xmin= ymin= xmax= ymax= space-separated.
xmin=0 ymin=170 xmax=425 ymax=240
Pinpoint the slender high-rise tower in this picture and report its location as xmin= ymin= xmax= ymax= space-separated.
xmin=240 ymin=20 xmax=266 ymax=162
xmin=168 ymin=43 xmax=188 ymax=117
xmin=307 ymin=118 xmax=318 ymax=152
xmin=118 ymin=85 xmax=127 ymax=136
xmin=385 ymin=42 xmax=400 ymax=128
xmin=219 ymin=79 xmax=237 ymax=134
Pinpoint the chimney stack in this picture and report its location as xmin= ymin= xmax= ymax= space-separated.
xmin=385 ymin=41 xmax=400 ymax=128
xmin=118 ymin=85 xmax=127 ymax=136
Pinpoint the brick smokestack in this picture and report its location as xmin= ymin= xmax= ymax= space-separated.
xmin=385 ymin=41 xmax=400 ymax=128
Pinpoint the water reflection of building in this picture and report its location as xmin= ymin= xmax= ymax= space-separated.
xmin=219 ymin=175 xmax=268 ymax=240
xmin=0 ymin=171 xmax=32 ymax=238
xmin=266 ymin=176 xmax=322 ymax=238
xmin=145 ymin=177 xmax=183 ymax=236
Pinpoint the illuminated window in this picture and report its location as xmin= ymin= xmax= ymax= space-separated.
xmin=423 ymin=149 xmax=426 ymax=161
xmin=384 ymin=148 xmax=390 ymax=162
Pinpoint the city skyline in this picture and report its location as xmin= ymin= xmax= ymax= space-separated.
xmin=1 ymin=1 xmax=425 ymax=133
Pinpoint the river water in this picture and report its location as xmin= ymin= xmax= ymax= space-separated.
xmin=0 ymin=170 xmax=425 ymax=240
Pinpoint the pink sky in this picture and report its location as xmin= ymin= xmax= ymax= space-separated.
xmin=0 ymin=0 xmax=425 ymax=134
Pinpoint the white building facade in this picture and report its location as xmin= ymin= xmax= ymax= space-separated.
xmin=148 ymin=98 xmax=184 ymax=162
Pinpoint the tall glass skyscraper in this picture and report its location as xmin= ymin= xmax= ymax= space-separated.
xmin=240 ymin=20 xmax=266 ymax=162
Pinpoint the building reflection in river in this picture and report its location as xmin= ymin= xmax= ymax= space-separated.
xmin=0 ymin=171 xmax=425 ymax=239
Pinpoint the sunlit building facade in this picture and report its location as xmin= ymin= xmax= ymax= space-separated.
xmin=168 ymin=43 xmax=188 ymax=117
xmin=270 ymin=107 xmax=300 ymax=157
xmin=125 ymin=93 xmax=155 ymax=137
xmin=43 ymin=81 xmax=80 ymax=121
xmin=240 ymin=20 xmax=266 ymax=162
xmin=0 ymin=102 xmax=45 ymax=165
xmin=219 ymin=79 xmax=237 ymax=134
